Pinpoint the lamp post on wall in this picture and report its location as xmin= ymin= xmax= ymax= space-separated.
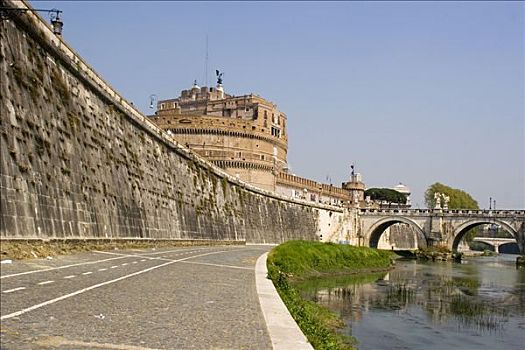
xmin=49 ymin=9 xmax=63 ymax=35
xmin=0 ymin=7 xmax=64 ymax=35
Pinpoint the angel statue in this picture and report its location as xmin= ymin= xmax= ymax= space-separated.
xmin=216 ymin=70 xmax=223 ymax=85
xmin=442 ymin=195 xmax=450 ymax=210
xmin=434 ymin=192 xmax=442 ymax=209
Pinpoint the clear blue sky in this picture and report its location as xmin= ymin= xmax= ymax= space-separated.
xmin=33 ymin=1 xmax=524 ymax=209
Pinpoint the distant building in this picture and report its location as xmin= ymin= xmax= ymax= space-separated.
xmin=148 ymin=80 xmax=366 ymax=206
xmin=149 ymin=81 xmax=287 ymax=191
xmin=393 ymin=183 xmax=411 ymax=207
xmin=342 ymin=173 xmax=366 ymax=206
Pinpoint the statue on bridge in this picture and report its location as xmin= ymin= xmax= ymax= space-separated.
xmin=443 ymin=194 xmax=450 ymax=210
xmin=434 ymin=192 xmax=442 ymax=209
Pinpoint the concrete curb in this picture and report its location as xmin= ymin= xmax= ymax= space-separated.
xmin=255 ymin=252 xmax=313 ymax=350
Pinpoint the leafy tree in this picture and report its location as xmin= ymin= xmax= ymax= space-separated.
xmin=424 ymin=182 xmax=479 ymax=210
xmin=365 ymin=188 xmax=407 ymax=204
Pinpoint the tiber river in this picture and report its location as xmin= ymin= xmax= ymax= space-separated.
xmin=299 ymin=254 xmax=525 ymax=350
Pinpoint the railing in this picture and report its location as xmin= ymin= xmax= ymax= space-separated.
xmin=359 ymin=208 xmax=525 ymax=216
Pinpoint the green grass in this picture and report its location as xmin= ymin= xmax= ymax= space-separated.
xmin=267 ymin=240 xmax=394 ymax=350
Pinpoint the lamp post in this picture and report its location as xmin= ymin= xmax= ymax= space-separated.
xmin=0 ymin=7 xmax=63 ymax=35
xmin=49 ymin=9 xmax=63 ymax=35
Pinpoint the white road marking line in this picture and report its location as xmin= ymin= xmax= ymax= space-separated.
xmin=1 ymin=255 xmax=131 ymax=279
xmin=98 ymin=268 xmax=107 ymax=271
xmin=0 ymin=250 xmax=228 ymax=321
xmin=35 ymin=337 xmax=161 ymax=350
xmin=82 ymin=272 xmax=93 ymax=275
xmin=63 ymin=275 xmax=76 ymax=279
xmin=38 ymin=280 xmax=54 ymax=285
xmin=132 ymin=261 xmax=138 ymax=264
xmin=179 ymin=261 xmax=253 ymax=270
xmin=93 ymin=248 xmax=194 ymax=258
xmin=94 ymin=247 xmax=214 ymax=259
xmin=121 ymin=263 xmax=128 ymax=266
xmin=110 ymin=266 xmax=118 ymax=269
xmin=140 ymin=259 xmax=146 ymax=262
xmin=1 ymin=248 xmax=211 ymax=280
xmin=2 ymin=287 xmax=26 ymax=294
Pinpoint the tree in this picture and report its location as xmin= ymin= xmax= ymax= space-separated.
xmin=365 ymin=188 xmax=407 ymax=204
xmin=424 ymin=182 xmax=479 ymax=242
xmin=424 ymin=182 xmax=479 ymax=210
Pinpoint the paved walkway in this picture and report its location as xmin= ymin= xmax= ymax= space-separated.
xmin=0 ymin=245 xmax=311 ymax=349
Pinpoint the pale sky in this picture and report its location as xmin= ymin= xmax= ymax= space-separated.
xmin=33 ymin=1 xmax=525 ymax=209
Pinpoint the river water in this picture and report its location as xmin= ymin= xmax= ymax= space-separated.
xmin=299 ymin=254 xmax=525 ymax=350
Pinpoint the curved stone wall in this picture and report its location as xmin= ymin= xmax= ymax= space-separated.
xmin=151 ymin=114 xmax=288 ymax=191
xmin=0 ymin=0 xmax=343 ymax=243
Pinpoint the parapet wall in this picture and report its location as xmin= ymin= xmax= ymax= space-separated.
xmin=0 ymin=0 xmax=342 ymax=243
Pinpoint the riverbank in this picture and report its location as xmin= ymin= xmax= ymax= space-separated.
xmin=266 ymin=240 xmax=394 ymax=350
xmin=299 ymin=254 xmax=525 ymax=350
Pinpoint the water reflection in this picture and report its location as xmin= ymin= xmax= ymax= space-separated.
xmin=299 ymin=254 xmax=525 ymax=350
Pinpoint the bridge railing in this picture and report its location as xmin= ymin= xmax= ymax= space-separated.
xmin=359 ymin=208 xmax=525 ymax=216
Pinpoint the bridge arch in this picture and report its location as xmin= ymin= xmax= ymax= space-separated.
xmin=451 ymin=219 xmax=518 ymax=252
xmin=499 ymin=241 xmax=521 ymax=254
xmin=367 ymin=216 xmax=427 ymax=249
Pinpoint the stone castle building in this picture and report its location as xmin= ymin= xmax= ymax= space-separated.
xmin=149 ymin=81 xmax=287 ymax=191
xmin=148 ymin=79 xmax=367 ymax=206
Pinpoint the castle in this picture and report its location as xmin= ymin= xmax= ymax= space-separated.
xmin=148 ymin=78 xmax=365 ymax=206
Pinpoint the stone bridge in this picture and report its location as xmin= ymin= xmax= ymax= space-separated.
xmin=471 ymin=237 xmax=518 ymax=253
xmin=344 ymin=209 xmax=525 ymax=253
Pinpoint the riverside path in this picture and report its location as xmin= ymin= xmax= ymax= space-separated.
xmin=0 ymin=245 xmax=291 ymax=349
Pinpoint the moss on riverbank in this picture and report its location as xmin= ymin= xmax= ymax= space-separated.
xmin=267 ymin=240 xmax=394 ymax=350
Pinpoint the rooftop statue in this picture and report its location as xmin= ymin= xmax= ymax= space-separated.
xmin=216 ymin=70 xmax=223 ymax=85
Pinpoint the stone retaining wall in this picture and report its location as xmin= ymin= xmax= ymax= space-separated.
xmin=0 ymin=0 xmax=342 ymax=243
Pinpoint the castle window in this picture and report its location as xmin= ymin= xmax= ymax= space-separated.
xmin=261 ymin=155 xmax=265 ymax=160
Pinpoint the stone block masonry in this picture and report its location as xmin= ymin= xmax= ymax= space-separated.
xmin=0 ymin=0 xmax=342 ymax=243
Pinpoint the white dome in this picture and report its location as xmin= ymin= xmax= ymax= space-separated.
xmin=393 ymin=183 xmax=410 ymax=194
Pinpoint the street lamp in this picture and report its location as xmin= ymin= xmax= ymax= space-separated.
xmin=49 ymin=9 xmax=63 ymax=35
xmin=0 ymin=7 xmax=63 ymax=35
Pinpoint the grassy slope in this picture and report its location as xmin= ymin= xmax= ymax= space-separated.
xmin=267 ymin=240 xmax=393 ymax=350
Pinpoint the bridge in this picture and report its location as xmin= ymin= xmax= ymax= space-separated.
xmin=335 ymin=209 xmax=525 ymax=254
xmin=471 ymin=237 xmax=518 ymax=253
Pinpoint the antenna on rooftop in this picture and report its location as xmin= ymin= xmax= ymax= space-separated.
xmin=203 ymin=34 xmax=209 ymax=87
